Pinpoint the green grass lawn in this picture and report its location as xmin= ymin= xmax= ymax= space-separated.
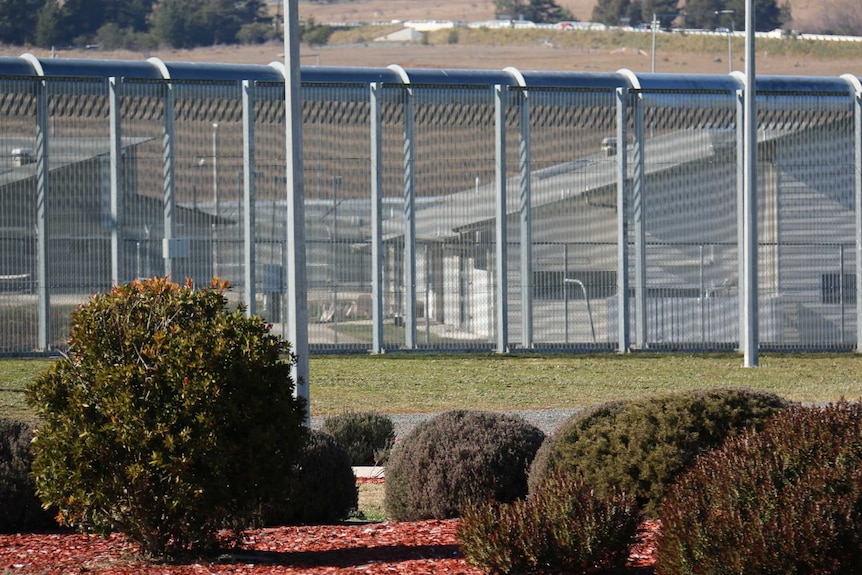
xmin=4 ymin=353 xmax=862 ymax=424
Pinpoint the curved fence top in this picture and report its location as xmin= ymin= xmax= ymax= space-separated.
xmin=628 ymin=71 xmax=742 ymax=93
xmin=18 ymin=54 xmax=162 ymax=79
xmin=292 ymin=64 xmax=403 ymax=85
xmin=756 ymin=75 xmax=854 ymax=94
xmin=147 ymin=59 xmax=285 ymax=82
xmin=0 ymin=55 xmax=857 ymax=96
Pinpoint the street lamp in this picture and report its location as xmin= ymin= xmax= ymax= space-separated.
xmin=331 ymin=175 xmax=342 ymax=344
xmin=212 ymin=122 xmax=220 ymax=278
xmin=212 ymin=123 xmax=220 ymax=219
xmin=651 ymin=13 xmax=659 ymax=72
xmin=192 ymin=157 xmax=206 ymax=212
xmin=716 ymin=9 xmax=735 ymax=73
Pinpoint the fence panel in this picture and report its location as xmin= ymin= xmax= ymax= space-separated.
xmin=639 ymin=89 xmax=739 ymax=350
xmin=0 ymin=77 xmax=39 ymax=353
xmin=758 ymin=92 xmax=856 ymax=349
xmin=507 ymin=86 xmax=619 ymax=349
xmin=0 ymin=62 xmax=861 ymax=356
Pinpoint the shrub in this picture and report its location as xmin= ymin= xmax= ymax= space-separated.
xmin=0 ymin=418 xmax=57 ymax=532
xmin=300 ymin=18 xmax=331 ymax=46
xmin=26 ymin=277 xmax=308 ymax=556
xmin=262 ymin=430 xmax=358 ymax=525
xmin=459 ymin=471 xmax=640 ymax=575
xmin=384 ymin=410 xmax=545 ymax=520
xmin=321 ymin=411 xmax=395 ymax=466
xmin=657 ymin=401 xmax=862 ymax=575
xmin=529 ymin=388 xmax=791 ymax=516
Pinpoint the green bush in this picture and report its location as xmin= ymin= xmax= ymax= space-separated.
xmin=657 ymin=401 xmax=862 ymax=575
xmin=321 ymin=411 xmax=395 ymax=466
xmin=300 ymin=18 xmax=331 ymax=46
xmin=0 ymin=418 xmax=57 ymax=532
xmin=26 ymin=277 xmax=308 ymax=556
xmin=384 ymin=410 xmax=545 ymax=520
xmin=529 ymin=388 xmax=791 ymax=516
xmin=459 ymin=471 xmax=640 ymax=575
xmin=262 ymin=430 xmax=358 ymax=525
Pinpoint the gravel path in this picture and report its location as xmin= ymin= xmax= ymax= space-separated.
xmin=311 ymin=408 xmax=582 ymax=439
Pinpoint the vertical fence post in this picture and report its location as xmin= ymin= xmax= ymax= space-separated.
xmin=109 ymin=77 xmax=123 ymax=285
xmin=242 ymin=80 xmax=256 ymax=316
xmin=35 ymin=78 xmax=50 ymax=351
xmin=284 ymin=0 xmax=310 ymax=421
xmin=403 ymin=84 xmax=416 ymax=349
xmin=855 ymin=83 xmax=862 ymax=352
xmin=632 ymin=87 xmax=647 ymax=349
xmin=735 ymin=85 xmax=745 ymax=352
xmin=495 ymin=84 xmax=509 ymax=353
xmin=841 ymin=74 xmax=862 ymax=352
xmin=616 ymin=86 xmax=630 ymax=353
xmin=518 ymin=86 xmax=533 ymax=350
xmin=162 ymin=81 xmax=176 ymax=278
xmin=370 ymin=82 xmax=384 ymax=353
xmin=742 ymin=0 xmax=759 ymax=366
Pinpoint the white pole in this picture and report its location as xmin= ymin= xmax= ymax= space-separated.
xmin=743 ymin=0 xmax=759 ymax=366
xmin=651 ymin=13 xmax=657 ymax=73
xmin=284 ymin=0 xmax=311 ymax=421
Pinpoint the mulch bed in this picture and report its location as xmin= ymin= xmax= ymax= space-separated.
xmin=0 ymin=479 xmax=657 ymax=574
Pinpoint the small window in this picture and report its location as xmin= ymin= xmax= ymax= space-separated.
xmin=821 ymin=273 xmax=856 ymax=305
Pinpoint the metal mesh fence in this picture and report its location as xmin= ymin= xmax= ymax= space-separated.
xmin=1 ymin=62 xmax=861 ymax=355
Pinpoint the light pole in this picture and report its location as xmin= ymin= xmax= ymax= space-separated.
xmin=651 ymin=13 xmax=658 ymax=72
xmin=212 ymin=123 xmax=220 ymax=219
xmin=192 ymin=156 xmax=206 ymax=212
xmin=716 ymin=9 xmax=735 ymax=73
xmin=650 ymin=13 xmax=677 ymax=73
xmin=212 ymin=122 xmax=220 ymax=278
xmin=331 ymin=175 xmax=341 ymax=344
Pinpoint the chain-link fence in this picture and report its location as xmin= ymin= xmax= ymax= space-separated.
xmin=1 ymin=57 xmax=861 ymax=355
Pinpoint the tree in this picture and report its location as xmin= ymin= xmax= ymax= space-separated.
xmin=0 ymin=0 xmax=46 ymax=45
xmin=726 ymin=0 xmax=789 ymax=31
xmin=27 ymin=278 xmax=308 ymax=556
xmin=642 ymin=0 xmax=680 ymax=29
xmin=150 ymin=0 xmax=209 ymax=48
xmin=683 ymin=0 xmax=789 ymax=31
xmin=592 ymin=0 xmax=641 ymax=27
xmin=109 ymin=0 xmax=157 ymax=32
xmin=594 ymin=0 xmax=787 ymax=30
xmin=33 ymin=0 xmax=63 ymax=48
xmin=495 ymin=0 xmax=573 ymax=23
xmin=151 ymin=0 xmax=270 ymax=48
xmin=56 ymin=0 xmax=108 ymax=44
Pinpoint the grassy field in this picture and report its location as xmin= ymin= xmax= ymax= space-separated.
xmin=5 ymin=353 xmax=862 ymax=425
xmin=6 ymin=351 xmax=861 ymax=521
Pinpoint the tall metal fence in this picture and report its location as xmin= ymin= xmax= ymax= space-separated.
xmin=1 ymin=55 xmax=861 ymax=355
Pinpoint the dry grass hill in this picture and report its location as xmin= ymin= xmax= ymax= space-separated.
xmin=0 ymin=0 xmax=858 ymax=77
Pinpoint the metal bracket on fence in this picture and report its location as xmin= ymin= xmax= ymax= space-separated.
xmin=564 ymin=278 xmax=596 ymax=344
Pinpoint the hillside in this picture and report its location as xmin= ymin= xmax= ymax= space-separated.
xmin=0 ymin=0 xmax=858 ymax=77
xmin=295 ymin=0 xmax=823 ymax=32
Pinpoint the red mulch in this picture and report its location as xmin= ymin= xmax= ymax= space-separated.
xmin=0 ymin=479 xmax=657 ymax=575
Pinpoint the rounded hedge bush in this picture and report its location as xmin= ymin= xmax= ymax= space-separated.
xmin=262 ymin=430 xmax=358 ymax=525
xmin=529 ymin=388 xmax=791 ymax=516
xmin=385 ymin=410 xmax=545 ymax=521
xmin=459 ymin=470 xmax=640 ymax=575
xmin=26 ymin=278 xmax=308 ymax=556
xmin=0 ymin=418 xmax=57 ymax=532
xmin=657 ymin=401 xmax=862 ymax=575
xmin=321 ymin=411 xmax=395 ymax=466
